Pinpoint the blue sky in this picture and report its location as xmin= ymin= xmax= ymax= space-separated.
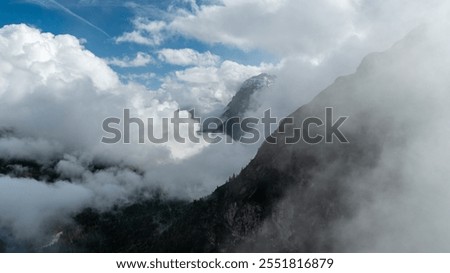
xmin=0 ymin=0 xmax=274 ymax=89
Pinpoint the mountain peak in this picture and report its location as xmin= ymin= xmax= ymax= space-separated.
xmin=202 ymin=73 xmax=276 ymax=140
xmin=222 ymin=73 xmax=275 ymax=119
xmin=239 ymin=73 xmax=276 ymax=90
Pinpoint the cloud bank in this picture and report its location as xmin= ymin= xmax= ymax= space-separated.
xmin=0 ymin=24 xmax=265 ymax=247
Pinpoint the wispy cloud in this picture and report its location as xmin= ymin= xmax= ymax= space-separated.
xmin=157 ymin=48 xmax=220 ymax=67
xmin=106 ymin=52 xmax=153 ymax=68
xmin=26 ymin=0 xmax=110 ymax=37
xmin=115 ymin=18 xmax=166 ymax=46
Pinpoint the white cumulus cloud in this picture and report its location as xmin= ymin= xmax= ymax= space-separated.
xmin=157 ymin=48 xmax=220 ymax=66
xmin=0 ymin=24 xmax=267 ymax=247
xmin=115 ymin=18 xmax=167 ymax=46
xmin=106 ymin=52 xmax=153 ymax=68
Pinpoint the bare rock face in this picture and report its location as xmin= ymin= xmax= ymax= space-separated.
xmin=221 ymin=73 xmax=275 ymax=120
xmin=203 ymin=73 xmax=275 ymax=140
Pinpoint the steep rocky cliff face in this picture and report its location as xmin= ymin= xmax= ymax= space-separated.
xmin=221 ymin=73 xmax=275 ymax=120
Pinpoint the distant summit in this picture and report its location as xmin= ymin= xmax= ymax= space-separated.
xmin=222 ymin=73 xmax=275 ymax=120
xmin=203 ymin=73 xmax=275 ymax=140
